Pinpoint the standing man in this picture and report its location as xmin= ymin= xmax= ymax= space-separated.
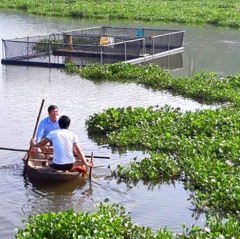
xmin=31 ymin=115 xmax=93 ymax=170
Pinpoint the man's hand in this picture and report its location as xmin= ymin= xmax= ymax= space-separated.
xmin=87 ymin=162 xmax=93 ymax=168
xmin=30 ymin=139 xmax=38 ymax=153
xmin=30 ymin=139 xmax=35 ymax=147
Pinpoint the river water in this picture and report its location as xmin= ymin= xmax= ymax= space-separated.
xmin=0 ymin=9 xmax=240 ymax=239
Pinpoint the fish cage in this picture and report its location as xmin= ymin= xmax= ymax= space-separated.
xmin=1 ymin=26 xmax=185 ymax=68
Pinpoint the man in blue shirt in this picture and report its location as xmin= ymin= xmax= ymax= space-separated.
xmin=34 ymin=105 xmax=59 ymax=155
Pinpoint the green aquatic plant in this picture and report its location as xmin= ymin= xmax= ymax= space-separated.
xmin=178 ymin=214 xmax=240 ymax=239
xmin=66 ymin=63 xmax=240 ymax=105
xmin=86 ymin=104 xmax=240 ymax=216
xmin=2 ymin=0 xmax=240 ymax=28
xmin=15 ymin=200 xmax=240 ymax=239
xmin=117 ymin=153 xmax=181 ymax=182
xmin=15 ymin=199 xmax=171 ymax=239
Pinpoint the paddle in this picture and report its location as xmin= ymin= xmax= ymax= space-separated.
xmin=23 ymin=99 xmax=45 ymax=175
xmin=89 ymin=152 xmax=94 ymax=180
xmin=0 ymin=147 xmax=110 ymax=159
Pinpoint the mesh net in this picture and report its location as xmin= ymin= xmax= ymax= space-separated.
xmin=2 ymin=26 xmax=184 ymax=67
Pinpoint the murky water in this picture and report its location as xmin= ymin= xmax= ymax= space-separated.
xmin=1 ymin=10 xmax=240 ymax=238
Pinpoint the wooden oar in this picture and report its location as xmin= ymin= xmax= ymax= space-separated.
xmin=23 ymin=99 xmax=45 ymax=175
xmin=89 ymin=152 xmax=94 ymax=180
xmin=0 ymin=147 xmax=110 ymax=159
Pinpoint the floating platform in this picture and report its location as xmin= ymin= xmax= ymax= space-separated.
xmin=1 ymin=26 xmax=185 ymax=68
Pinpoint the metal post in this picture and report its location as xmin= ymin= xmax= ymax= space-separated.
xmin=49 ymin=43 xmax=51 ymax=64
xmin=2 ymin=40 xmax=5 ymax=59
xmin=143 ymin=38 xmax=146 ymax=55
xmin=168 ymin=34 xmax=170 ymax=51
xmin=102 ymin=26 xmax=107 ymax=35
xmin=27 ymin=36 xmax=29 ymax=56
xmin=100 ymin=46 xmax=103 ymax=64
xmin=152 ymin=38 xmax=155 ymax=55
xmin=125 ymin=42 xmax=127 ymax=61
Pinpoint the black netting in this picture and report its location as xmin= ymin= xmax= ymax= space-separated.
xmin=2 ymin=26 xmax=184 ymax=67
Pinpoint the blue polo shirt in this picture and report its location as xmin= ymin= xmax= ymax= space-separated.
xmin=35 ymin=116 xmax=59 ymax=143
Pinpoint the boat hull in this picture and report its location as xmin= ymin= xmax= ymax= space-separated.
xmin=23 ymin=154 xmax=86 ymax=181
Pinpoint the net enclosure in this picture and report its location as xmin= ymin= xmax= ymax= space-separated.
xmin=1 ymin=26 xmax=185 ymax=68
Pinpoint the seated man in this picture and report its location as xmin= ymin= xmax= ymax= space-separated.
xmin=31 ymin=115 xmax=93 ymax=170
xmin=33 ymin=105 xmax=59 ymax=158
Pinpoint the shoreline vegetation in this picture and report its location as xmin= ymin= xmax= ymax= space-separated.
xmin=1 ymin=0 xmax=240 ymax=29
xmin=2 ymin=1 xmax=240 ymax=238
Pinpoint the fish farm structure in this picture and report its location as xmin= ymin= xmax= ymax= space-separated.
xmin=1 ymin=26 xmax=185 ymax=68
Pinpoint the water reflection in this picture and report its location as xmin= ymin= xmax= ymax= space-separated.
xmin=23 ymin=177 xmax=93 ymax=215
xmin=96 ymin=178 xmax=207 ymax=233
xmin=141 ymin=53 xmax=183 ymax=71
xmin=28 ymin=177 xmax=87 ymax=195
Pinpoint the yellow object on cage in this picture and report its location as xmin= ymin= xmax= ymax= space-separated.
xmin=100 ymin=36 xmax=114 ymax=46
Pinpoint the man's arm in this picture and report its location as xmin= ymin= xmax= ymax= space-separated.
xmin=31 ymin=138 xmax=50 ymax=148
xmin=73 ymin=143 xmax=93 ymax=167
xmin=35 ymin=119 xmax=45 ymax=143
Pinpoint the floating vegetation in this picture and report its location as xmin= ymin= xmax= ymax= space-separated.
xmin=65 ymin=62 xmax=240 ymax=105
xmin=14 ymin=62 xmax=240 ymax=237
xmin=86 ymin=104 xmax=240 ymax=215
xmin=15 ymin=199 xmax=240 ymax=239
xmin=74 ymin=63 xmax=240 ymax=216
xmin=2 ymin=0 xmax=240 ymax=28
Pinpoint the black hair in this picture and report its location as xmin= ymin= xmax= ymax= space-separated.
xmin=58 ymin=115 xmax=71 ymax=129
xmin=48 ymin=105 xmax=58 ymax=114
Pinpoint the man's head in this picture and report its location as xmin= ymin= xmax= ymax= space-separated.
xmin=48 ymin=105 xmax=58 ymax=122
xmin=58 ymin=115 xmax=71 ymax=129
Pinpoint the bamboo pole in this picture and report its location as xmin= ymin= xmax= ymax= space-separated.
xmin=89 ymin=152 xmax=94 ymax=180
xmin=23 ymin=99 xmax=45 ymax=175
xmin=0 ymin=147 xmax=110 ymax=159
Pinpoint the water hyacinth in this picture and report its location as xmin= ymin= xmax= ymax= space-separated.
xmin=66 ymin=63 xmax=240 ymax=105
xmin=79 ymin=65 xmax=240 ymax=235
xmin=2 ymin=0 xmax=240 ymax=28
xmin=15 ymin=201 xmax=240 ymax=238
xmin=85 ymin=101 xmax=240 ymax=214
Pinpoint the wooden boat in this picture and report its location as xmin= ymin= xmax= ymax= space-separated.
xmin=23 ymin=153 xmax=87 ymax=181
